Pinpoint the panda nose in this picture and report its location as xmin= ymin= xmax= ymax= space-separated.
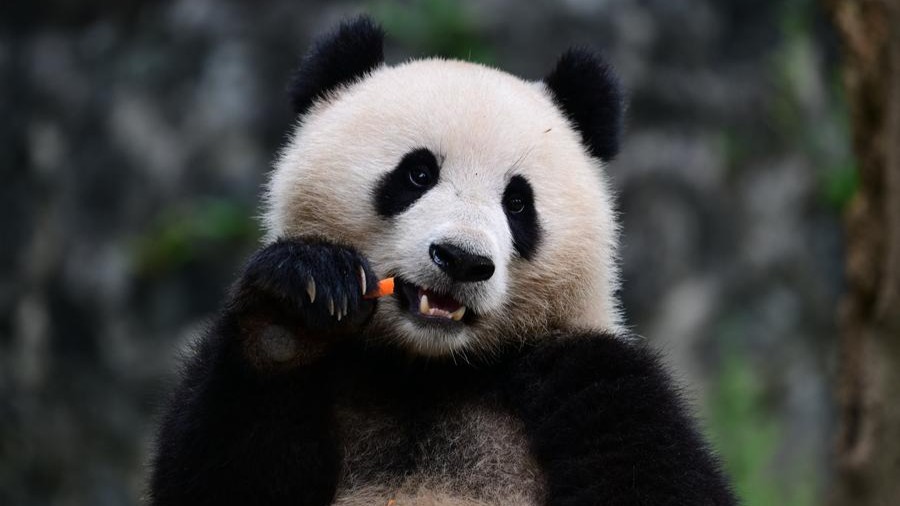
xmin=429 ymin=243 xmax=495 ymax=282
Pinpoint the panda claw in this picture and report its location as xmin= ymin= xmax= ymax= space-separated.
xmin=306 ymin=278 xmax=316 ymax=303
xmin=328 ymin=298 xmax=335 ymax=316
xmin=359 ymin=266 xmax=367 ymax=295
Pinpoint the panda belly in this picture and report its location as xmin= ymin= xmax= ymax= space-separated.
xmin=331 ymin=380 xmax=543 ymax=506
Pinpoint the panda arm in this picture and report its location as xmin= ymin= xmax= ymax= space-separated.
xmin=506 ymin=332 xmax=737 ymax=506
xmin=148 ymin=238 xmax=379 ymax=506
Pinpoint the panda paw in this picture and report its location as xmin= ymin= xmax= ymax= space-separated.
xmin=230 ymin=238 xmax=381 ymax=336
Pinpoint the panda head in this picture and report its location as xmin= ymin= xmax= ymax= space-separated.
xmin=264 ymin=17 xmax=624 ymax=357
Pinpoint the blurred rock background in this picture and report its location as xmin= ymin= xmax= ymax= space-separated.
xmin=0 ymin=0 xmax=853 ymax=505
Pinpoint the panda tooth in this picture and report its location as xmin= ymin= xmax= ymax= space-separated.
xmin=419 ymin=294 xmax=430 ymax=314
xmin=450 ymin=306 xmax=466 ymax=321
xmin=306 ymin=278 xmax=316 ymax=303
xmin=358 ymin=267 xmax=367 ymax=295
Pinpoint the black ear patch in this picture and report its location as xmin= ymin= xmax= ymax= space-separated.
xmin=288 ymin=16 xmax=385 ymax=116
xmin=544 ymin=48 xmax=624 ymax=161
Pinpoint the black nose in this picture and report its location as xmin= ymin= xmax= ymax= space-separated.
xmin=429 ymin=243 xmax=495 ymax=282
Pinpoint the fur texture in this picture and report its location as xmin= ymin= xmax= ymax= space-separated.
xmin=507 ymin=333 xmax=736 ymax=505
xmin=289 ymin=17 xmax=385 ymax=116
xmin=149 ymin=316 xmax=340 ymax=505
xmin=150 ymin=17 xmax=735 ymax=506
xmin=543 ymin=48 xmax=624 ymax=161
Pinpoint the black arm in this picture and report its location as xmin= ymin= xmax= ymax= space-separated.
xmin=148 ymin=238 xmax=379 ymax=506
xmin=506 ymin=332 xmax=737 ymax=506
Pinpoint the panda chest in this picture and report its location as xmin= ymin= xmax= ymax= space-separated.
xmin=331 ymin=387 xmax=543 ymax=506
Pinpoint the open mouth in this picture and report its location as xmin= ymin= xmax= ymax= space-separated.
xmin=394 ymin=278 xmax=470 ymax=325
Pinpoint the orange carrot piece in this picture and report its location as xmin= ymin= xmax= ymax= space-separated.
xmin=365 ymin=277 xmax=395 ymax=299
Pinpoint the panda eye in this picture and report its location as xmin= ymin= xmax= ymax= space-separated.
xmin=502 ymin=175 xmax=541 ymax=259
xmin=408 ymin=165 xmax=434 ymax=188
xmin=505 ymin=194 xmax=526 ymax=214
xmin=375 ymin=148 xmax=440 ymax=218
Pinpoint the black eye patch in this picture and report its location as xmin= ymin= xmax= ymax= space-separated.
xmin=503 ymin=175 xmax=541 ymax=260
xmin=374 ymin=148 xmax=440 ymax=218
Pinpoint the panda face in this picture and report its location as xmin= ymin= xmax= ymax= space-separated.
xmin=265 ymin=58 xmax=622 ymax=357
xmin=264 ymin=19 xmax=624 ymax=357
xmin=371 ymin=146 xmax=515 ymax=324
xmin=367 ymin=137 xmax=545 ymax=351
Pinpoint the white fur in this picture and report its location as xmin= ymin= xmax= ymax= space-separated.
xmin=264 ymin=58 xmax=622 ymax=356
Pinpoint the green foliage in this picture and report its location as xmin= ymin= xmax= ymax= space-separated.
xmin=769 ymin=12 xmax=815 ymax=143
xmin=133 ymin=198 xmax=259 ymax=275
xmin=768 ymin=0 xmax=857 ymax=212
xmin=706 ymin=350 xmax=816 ymax=506
xmin=778 ymin=0 xmax=814 ymax=43
xmin=718 ymin=128 xmax=752 ymax=172
xmin=371 ymin=0 xmax=494 ymax=64
xmin=820 ymin=73 xmax=858 ymax=212
xmin=821 ymin=161 xmax=858 ymax=212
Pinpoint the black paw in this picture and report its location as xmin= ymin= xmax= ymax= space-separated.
xmin=231 ymin=238 xmax=381 ymax=333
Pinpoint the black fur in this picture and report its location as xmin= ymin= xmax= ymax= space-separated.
xmin=506 ymin=333 xmax=737 ymax=505
xmin=149 ymin=238 xmax=380 ymax=506
xmin=233 ymin=238 xmax=379 ymax=332
xmin=373 ymin=147 xmax=441 ymax=218
xmin=150 ymin=239 xmax=735 ymax=505
xmin=149 ymin=317 xmax=340 ymax=506
xmin=544 ymin=48 xmax=624 ymax=161
xmin=503 ymin=175 xmax=542 ymax=260
xmin=288 ymin=16 xmax=385 ymax=116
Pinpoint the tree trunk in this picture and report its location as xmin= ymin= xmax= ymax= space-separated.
xmin=825 ymin=1 xmax=900 ymax=505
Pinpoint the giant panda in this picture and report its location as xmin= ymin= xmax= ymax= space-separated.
xmin=149 ymin=17 xmax=736 ymax=506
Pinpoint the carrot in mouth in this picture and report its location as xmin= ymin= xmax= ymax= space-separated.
xmin=364 ymin=277 xmax=395 ymax=299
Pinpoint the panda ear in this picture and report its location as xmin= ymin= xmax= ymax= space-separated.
xmin=288 ymin=16 xmax=385 ymax=116
xmin=543 ymin=48 xmax=624 ymax=161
